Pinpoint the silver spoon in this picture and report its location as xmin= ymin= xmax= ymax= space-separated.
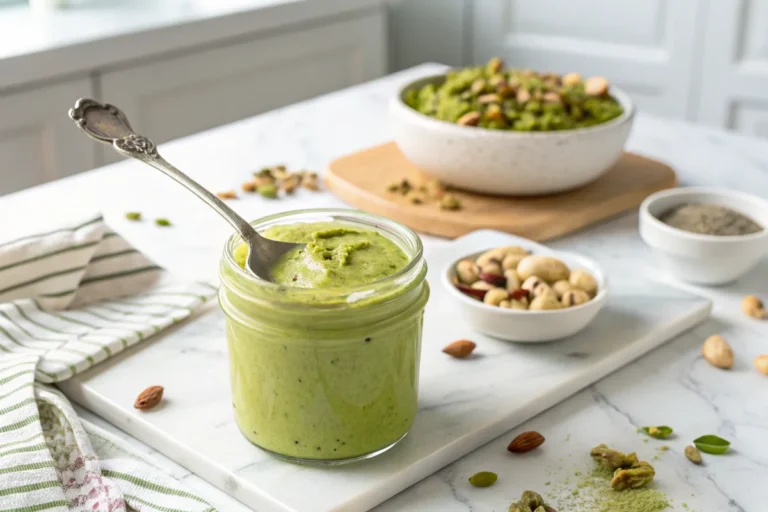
xmin=68 ymin=98 xmax=303 ymax=279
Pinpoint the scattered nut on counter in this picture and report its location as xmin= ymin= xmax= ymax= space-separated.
xmin=134 ymin=385 xmax=164 ymax=410
xmin=386 ymin=177 xmax=463 ymax=211
xmin=216 ymin=190 xmax=238 ymax=199
xmin=452 ymin=246 xmax=598 ymax=310
xmin=230 ymin=165 xmax=320 ymax=200
xmin=754 ymin=354 xmax=768 ymax=375
xmin=741 ymin=295 xmax=767 ymax=319
xmin=701 ymin=334 xmax=734 ymax=369
xmin=685 ymin=445 xmax=703 ymax=465
xmin=507 ymin=431 xmax=545 ymax=453
xmin=442 ymin=339 xmax=476 ymax=359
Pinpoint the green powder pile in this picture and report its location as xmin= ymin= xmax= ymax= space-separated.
xmin=547 ymin=466 xmax=671 ymax=512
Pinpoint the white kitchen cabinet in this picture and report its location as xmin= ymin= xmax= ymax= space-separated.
xmin=470 ymin=0 xmax=707 ymax=120
xmin=0 ymin=78 xmax=96 ymax=196
xmin=696 ymin=0 xmax=768 ymax=137
xmin=98 ymin=13 xmax=386 ymax=164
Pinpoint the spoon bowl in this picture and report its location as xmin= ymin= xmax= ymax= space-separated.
xmin=68 ymin=98 xmax=303 ymax=279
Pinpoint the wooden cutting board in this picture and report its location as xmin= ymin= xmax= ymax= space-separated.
xmin=325 ymin=142 xmax=678 ymax=240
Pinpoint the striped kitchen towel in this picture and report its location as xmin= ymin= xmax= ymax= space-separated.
xmin=0 ymin=214 xmax=219 ymax=511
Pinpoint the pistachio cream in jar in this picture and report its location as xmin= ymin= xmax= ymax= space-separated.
xmin=218 ymin=209 xmax=429 ymax=464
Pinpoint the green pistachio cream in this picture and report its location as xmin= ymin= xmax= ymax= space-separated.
xmin=220 ymin=218 xmax=429 ymax=463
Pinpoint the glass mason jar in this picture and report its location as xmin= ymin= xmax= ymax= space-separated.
xmin=218 ymin=209 xmax=429 ymax=465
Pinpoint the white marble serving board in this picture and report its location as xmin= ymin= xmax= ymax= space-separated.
xmin=58 ymin=230 xmax=712 ymax=512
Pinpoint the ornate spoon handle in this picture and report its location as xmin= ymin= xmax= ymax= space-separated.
xmin=69 ymin=99 xmax=259 ymax=245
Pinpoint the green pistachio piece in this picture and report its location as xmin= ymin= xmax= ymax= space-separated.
xmin=640 ymin=425 xmax=674 ymax=439
xmin=154 ymin=218 xmax=171 ymax=227
xmin=125 ymin=212 xmax=141 ymax=221
xmin=258 ymin=183 xmax=278 ymax=199
xmin=693 ymin=435 xmax=731 ymax=454
xmin=468 ymin=471 xmax=497 ymax=488
xmin=610 ymin=461 xmax=655 ymax=490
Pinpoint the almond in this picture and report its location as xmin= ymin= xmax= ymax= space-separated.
xmin=442 ymin=340 xmax=476 ymax=359
xmin=455 ymin=283 xmax=487 ymax=301
xmin=134 ymin=385 xmax=164 ymax=410
xmin=507 ymin=431 xmax=545 ymax=453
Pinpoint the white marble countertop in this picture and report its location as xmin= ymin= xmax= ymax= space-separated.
xmin=3 ymin=64 xmax=768 ymax=511
xmin=0 ymin=0 xmax=380 ymax=91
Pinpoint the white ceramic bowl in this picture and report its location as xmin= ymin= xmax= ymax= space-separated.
xmin=639 ymin=187 xmax=768 ymax=285
xmin=390 ymin=74 xmax=635 ymax=196
xmin=442 ymin=237 xmax=608 ymax=343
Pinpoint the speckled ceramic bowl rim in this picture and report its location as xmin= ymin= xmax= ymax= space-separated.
xmin=393 ymin=72 xmax=635 ymax=138
xmin=639 ymin=187 xmax=768 ymax=243
xmin=442 ymin=248 xmax=609 ymax=315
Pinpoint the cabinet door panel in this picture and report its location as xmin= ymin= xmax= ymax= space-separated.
xmin=0 ymin=78 xmax=96 ymax=196
xmin=99 ymin=13 xmax=385 ymax=164
xmin=696 ymin=0 xmax=768 ymax=136
xmin=471 ymin=0 xmax=705 ymax=119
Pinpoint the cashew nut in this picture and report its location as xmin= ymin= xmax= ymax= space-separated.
xmin=501 ymin=298 xmax=528 ymax=310
xmin=502 ymin=253 xmax=526 ymax=271
xmin=504 ymin=269 xmax=521 ymax=292
xmin=509 ymin=299 xmax=529 ymax=310
xmin=569 ymin=270 xmax=597 ymax=296
xmin=484 ymin=287 xmax=509 ymax=306
xmin=477 ymin=246 xmax=528 ymax=268
xmin=561 ymin=289 xmax=590 ymax=307
xmin=456 ymin=259 xmax=479 ymax=284
xmin=552 ymin=280 xmax=572 ymax=299
xmin=480 ymin=260 xmax=503 ymax=276
xmin=522 ymin=276 xmax=546 ymax=294
xmin=533 ymin=283 xmax=558 ymax=301
xmin=517 ymin=255 xmax=570 ymax=283
xmin=476 ymin=248 xmax=505 ymax=267
xmin=529 ymin=295 xmax=562 ymax=311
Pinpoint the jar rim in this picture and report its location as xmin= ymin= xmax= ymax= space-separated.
xmin=221 ymin=208 xmax=425 ymax=300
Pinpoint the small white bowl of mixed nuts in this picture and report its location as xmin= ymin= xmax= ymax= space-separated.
xmin=442 ymin=238 xmax=608 ymax=342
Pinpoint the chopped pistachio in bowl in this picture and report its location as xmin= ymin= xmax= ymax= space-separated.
xmin=404 ymin=57 xmax=624 ymax=132
xmin=389 ymin=59 xmax=635 ymax=196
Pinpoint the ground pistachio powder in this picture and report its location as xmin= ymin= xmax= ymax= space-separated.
xmin=546 ymin=465 xmax=673 ymax=512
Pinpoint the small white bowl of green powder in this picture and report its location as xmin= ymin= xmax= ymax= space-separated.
xmin=639 ymin=187 xmax=768 ymax=285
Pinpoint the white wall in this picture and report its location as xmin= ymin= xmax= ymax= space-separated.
xmin=387 ymin=0 xmax=467 ymax=70
xmin=388 ymin=0 xmax=768 ymax=137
